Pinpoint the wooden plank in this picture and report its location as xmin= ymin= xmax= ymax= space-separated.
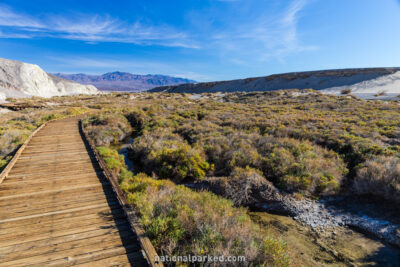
xmin=21 ymin=149 xmax=87 ymax=155
xmin=0 ymin=237 xmax=140 ymax=267
xmin=0 ymin=206 xmax=122 ymax=230
xmin=10 ymin=159 xmax=95 ymax=171
xmin=0 ymin=117 xmax=149 ymax=266
xmin=2 ymin=172 xmax=104 ymax=186
xmin=0 ymin=183 xmax=104 ymax=199
xmin=0 ymin=218 xmax=130 ymax=245
xmin=0 ymin=184 xmax=109 ymax=208
xmin=0 ymin=198 xmax=118 ymax=220
xmin=0 ymin=225 xmax=129 ymax=255
xmin=0 ymin=203 xmax=110 ymax=224
xmin=0 ymin=230 xmax=138 ymax=263
xmin=8 ymin=165 xmax=100 ymax=176
xmin=0 ymin=219 xmax=131 ymax=248
xmin=16 ymin=152 xmax=90 ymax=162
xmin=6 ymin=169 xmax=103 ymax=179
xmin=0 ymin=190 xmax=110 ymax=211
xmin=0 ymin=174 xmax=105 ymax=193
xmin=0 ymin=209 xmax=126 ymax=237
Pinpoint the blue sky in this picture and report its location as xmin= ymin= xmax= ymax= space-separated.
xmin=0 ymin=0 xmax=400 ymax=81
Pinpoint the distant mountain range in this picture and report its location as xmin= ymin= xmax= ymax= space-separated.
xmin=53 ymin=72 xmax=196 ymax=92
xmin=150 ymin=68 xmax=400 ymax=96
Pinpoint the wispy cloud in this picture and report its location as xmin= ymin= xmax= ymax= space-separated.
xmin=0 ymin=5 xmax=197 ymax=48
xmin=201 ymin=0 xmax=317 ymax=63
xmin=0 ymin=5 xmax=44 ymax=28
xmin=0 ymin=0 xmax=317 ymax=76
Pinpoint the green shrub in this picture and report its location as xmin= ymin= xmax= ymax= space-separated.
xmin=122 ymin=173 xmax=290 ymax=266
xmin=0 ymin=156 xmax=11 ymax=172
xmin=153 ymin=141 xmax=211 ymax=182
xmin=98 ymin=145 xmax=290 ymax=266
xmin=97 ymin=146 xmax=124 ymax=174
xmin=260 ymin=137 xmax=346 ymax=195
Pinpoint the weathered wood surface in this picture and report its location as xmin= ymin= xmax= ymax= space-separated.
xmin=0 ymin=117 xmax=150 ymax=266
xmin=0 ymin=121 xmax=47 ymax=185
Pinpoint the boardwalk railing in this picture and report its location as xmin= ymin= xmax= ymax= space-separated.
xmin=79 ymin=120 xmax=163 ymax=267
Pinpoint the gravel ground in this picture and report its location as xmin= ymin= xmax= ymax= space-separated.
xmin=260 ymin=196 xmax=400 ymax=248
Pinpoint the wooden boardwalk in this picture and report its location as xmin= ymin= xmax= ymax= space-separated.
xmin=0 ymin=117 xmax=148 ymax=266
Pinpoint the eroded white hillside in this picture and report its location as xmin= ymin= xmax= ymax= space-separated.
xmin=151 ymin=68 xmax=400 ymax=95
xmin=0 ymin=58 xmax=98 ymax=101
xmin=323 ymin=71 xmax=400 ymax=94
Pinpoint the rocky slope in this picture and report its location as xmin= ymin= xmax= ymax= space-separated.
xmin=150 ymin=68 xmax=400 ymax=95
xmin=53 ymin=72 xmax=196 ymax=92
xmin=0 ymin=58 xmax=98 ymax=102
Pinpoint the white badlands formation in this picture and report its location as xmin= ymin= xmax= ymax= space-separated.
xmin=322 ymin=70 xmax=400 ymax=94
xmin=0 ymin=58 xmax=98 ymax=102
xmin=151 ymin=68 xmax=400 ymax=96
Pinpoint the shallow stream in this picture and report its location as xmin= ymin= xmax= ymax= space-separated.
xmin=251 ymin=212 xmax=400 ymax=266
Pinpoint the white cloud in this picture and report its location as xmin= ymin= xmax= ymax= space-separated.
xmin=0 ymin=1 xmax=317 ymax=69
xmin=202 ymin=0 xmax=317 ymax=63
xmin=0 ymin=5 xmax=197 ymax=48
xmin=0 ymin=30 xmax=33 ymax=39
xmin=0 ymin=5 xmax=44 ymax=28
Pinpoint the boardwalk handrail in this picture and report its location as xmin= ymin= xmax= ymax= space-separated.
xmin=79 ymin=120 xmax=163 ymax=267
xmin=0 ymin=122 xmax=47 ymax=185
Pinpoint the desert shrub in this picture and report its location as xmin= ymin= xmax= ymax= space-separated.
xmin=202 ymin=132 xmax=262 ymax=175
xmin=353 ymin=156 xmax=400 ymax=202
xmin=130 ymin=128 xmax=184 ymax=169
xmin=340 ymin=88 xmax=351 ymax=95
xmin=203 ymin=167 xmax=282 ymax=207
xmin=97 ymin=146 xmax=124 ymax=174
xmin=97 ymin=145 xmax=290 ymax=266
xmin=153 ymin=142 xmax=211 ymax=182
xmin=204 ymin=136 xmax=261 ymax=175
xmin=83 ymin=113 xmax=132 ymax=146
xmin=258 ymin=137 xmax=347 ymax=196
xmin=40 ymin=113 xmax=62 ymax=122
xmin=0 ymin=156 xmax=11 ymax=172
xmin=121 ymin=173 xmax=290 ymax=266
xmin=0 ymin=130 xmax=27 ymax=157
